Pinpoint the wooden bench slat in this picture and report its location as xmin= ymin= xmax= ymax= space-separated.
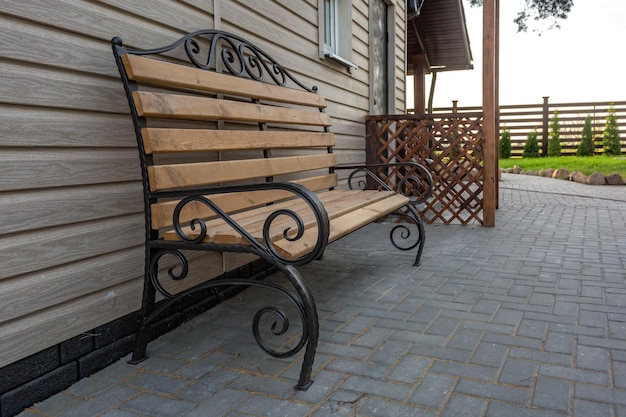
xmin=142 ymin=128 xmax=335 ymax=154
xmin=184 ymin=190 xmax=353 ymax=244
xmin=208 ymin=190 xmax=387 ymax=244
xmin=148 ymin=154 xmax=337 ymax=191
xmin=151 ymin=174 xmax=338 ymax=230
xmin=274 ymin=194 xmax=410 ymax=259
xmin=122 ymin=54 xmax=326 ymax=108
xmin=133 ymin=91 xmax=332 ymax=126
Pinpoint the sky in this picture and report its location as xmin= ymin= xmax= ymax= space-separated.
xmin=408 ymin=0 xmax=626 ymax=108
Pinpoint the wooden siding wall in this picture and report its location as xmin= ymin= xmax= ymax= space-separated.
xmin=0 ymin=0 xmax=407 ymax=369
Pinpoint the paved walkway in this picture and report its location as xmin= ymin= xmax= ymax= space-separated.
xmin=19 ymin=174 xmax=626 ymax=417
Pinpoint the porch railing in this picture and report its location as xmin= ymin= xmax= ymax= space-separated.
xmin=365 ymin=112 xmax=485 ymax=225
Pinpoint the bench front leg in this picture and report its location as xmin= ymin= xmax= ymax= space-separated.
xmin=335 ymin=162 xmax=432 ymax=265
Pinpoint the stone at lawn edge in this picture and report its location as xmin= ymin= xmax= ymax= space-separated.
xmin=605 ymin=173 xmax=623 ymax=185
xmin=513 ymin=165 xmax=522 ymax=174
xmin=543 ymin=168 xmax=555 ymax=178
xmin=586 ymin=172 xmax=606 ymax=185
xmin=570 ymin=172 xmax=587 ymax=184
xmin=552 ymin=168 xmax=570 ymax=180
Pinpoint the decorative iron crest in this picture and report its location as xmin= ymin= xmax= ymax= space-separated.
xmin=114 ymin=30 xmax=316 ymax=93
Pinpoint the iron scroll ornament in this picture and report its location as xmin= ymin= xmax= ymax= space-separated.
xmin=146 ymin=249 xmax=310 ymax=359
xmin=112 ymin=30 xmax=317 ymax=92
xmin=167 ymin=181 xmax=330 ymax=267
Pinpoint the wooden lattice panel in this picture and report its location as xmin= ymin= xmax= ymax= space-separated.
xmin=366 ymin=113 xmax=484 ymax=225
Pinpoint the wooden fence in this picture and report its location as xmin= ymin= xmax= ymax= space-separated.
xmin=423 ymin=99 xmax=626 ymax=157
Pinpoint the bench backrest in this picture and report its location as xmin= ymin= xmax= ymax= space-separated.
xmin=112 ymin=31 xmax=338 ymax=231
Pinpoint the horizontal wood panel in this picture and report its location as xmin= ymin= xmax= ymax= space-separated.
xmin=0 ymin=279 xmax=142 ymax=369
xmin=0 ymin=104 xmax=135 ymax=148
xmin=123 ymin=54 xmax=326 ymax=108
xmin=0 ymin=214 xmax=143 ymax=281
xmin=0 ymin=149 xmax=140 ymax=192
xmin=143 ymin=128 xmax=335 ymax=153
xmin=0 ymin=247 xmax=143 ymax=324
xmin=148 ymin=153 xmax=337 ymax=191
xmin=151 ymin=174 xmax=338 ymax=229
xmin=0 ymin=182 xmax=143 ymax=235
xmin=133 ymin=91 xmax=332 ymax=126
xmin=1 ymin=61 xmax=128 ymax=113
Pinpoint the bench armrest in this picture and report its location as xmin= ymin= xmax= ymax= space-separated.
xmin=335 ymin=162 xmax=433 ymax=204
xmin=158 ymin=182 xmax=330 ymax=266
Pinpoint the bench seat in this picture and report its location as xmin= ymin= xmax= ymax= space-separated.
xmin=163 ymin=189 xmax=409 ymax=258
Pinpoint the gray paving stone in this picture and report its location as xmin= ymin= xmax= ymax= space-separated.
xmin=471 ymin=342 xmax=508 ymax=367
xmin=182 ymin=389 xmax=248 ymax=417
xmin=359 ymin=397 xmax=436 ymax=417
xmin=121 ymin=393 xmax=196 ymax=417
xmin=499 ymin=358 xmax=537 ymax=387
xmin=544 ymin=331 xmax=575 ymax=354
xmin=440 ymin=394 xmax=487 ymax=417
xmin=409 ymin=373 xmax=456 ymax=408
xmin=59 ymin=386 xmax=138 ymax=417
xmin=431 ymin=361 xmax=497 ymax=381
xmin=486 ymin=401 xmax=564 ymax=417
xmin=235 ymin=394 xmax=314 ymax=417
xmin=532 ymin=376 xmax=571 ymax=412
xmin=539 ymin=364 xmax=608 ymax=385
xmin=341 ymin=375 xmax=410 ymax=401
xmin=577 ymin=345 xmax=609 ymax=372
xmin=455 ymin=379 xmax=528 ymax=404
xmin=99 ymin=410 xmax=142 ymax=417
xmin=326 ymin=358 xmax=388 ymax=379
xmin=127 ymin=372 xmax=191 ymax=394
xmin=178 ymin=368 xmax=241 ymax=403
xmin=575 ymin=383 xmax=626 ymax=406
xmin=573 ymin=399 xmax=613 ymax=417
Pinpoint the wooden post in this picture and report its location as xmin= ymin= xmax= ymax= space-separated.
xmin=365 ymin=118 xmax=379 ymax=189
xmin=412 ymin=56 xmax=427 ymax=114
xmin=542 ymin=96 xmax=550 ymax=156
xmin=482 ymin=0 xmax=498 ymax=227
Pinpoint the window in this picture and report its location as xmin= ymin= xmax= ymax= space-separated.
xmin=319 ymin=0 xmax=358 ymax=70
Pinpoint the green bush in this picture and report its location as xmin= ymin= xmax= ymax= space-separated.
xmin=602 ymin=105 xmax=621 ymax=155
xmin=576 ymin=115 xmax=594 ymax=156
xmin=547 ymin=111 xmax=561 ymax=157
xmin=523 ymin=130 xmax=540 ymax=158
xmin=499 ymin=126 xmax=512 ymax=158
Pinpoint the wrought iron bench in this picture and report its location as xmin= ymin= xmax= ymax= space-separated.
xmin=111 ymin=30 xmax=432 ymax=391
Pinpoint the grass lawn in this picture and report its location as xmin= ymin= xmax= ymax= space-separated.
xmin=499 ymin=155 xmax=626 ymax=177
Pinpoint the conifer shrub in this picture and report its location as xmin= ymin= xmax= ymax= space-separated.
xmin=499 ymin=126 xmax=512 ymax=158
xmin=602 ymin=105 xmax=622 ymax=156
xmin=577 ymin=115 xmax=594 ymax=156
xmin=523 ymin=130 xmax=540 ymax=158
xmin=547 ymin=111 xmax=561 ymax=157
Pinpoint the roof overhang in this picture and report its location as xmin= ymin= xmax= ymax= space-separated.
xmin=407 ymin=0 xmax=474 ymax=74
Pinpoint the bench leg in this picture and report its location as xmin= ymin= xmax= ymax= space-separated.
xmin=389 ymin=204 xmax=426 ymax=266
xmin=280 ymin=265 xmax=319 ymax=391
xmin=413 ymin=214 xmax=426 ymax=266
xmin=128 ymin=249 xmax=158 ymax=365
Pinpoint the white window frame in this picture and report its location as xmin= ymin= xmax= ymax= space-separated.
xmin=319 ymin=0 xmax=358 ymax=70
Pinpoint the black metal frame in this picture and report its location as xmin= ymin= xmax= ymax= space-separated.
xmin=111 ymin=29 xmax=431 ymax=391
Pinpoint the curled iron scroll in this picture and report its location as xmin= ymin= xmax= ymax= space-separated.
xmin=147 ymin=250 xmax=309 ymax=358
xmin=171 ymin=183 xmax=329 ymax=266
